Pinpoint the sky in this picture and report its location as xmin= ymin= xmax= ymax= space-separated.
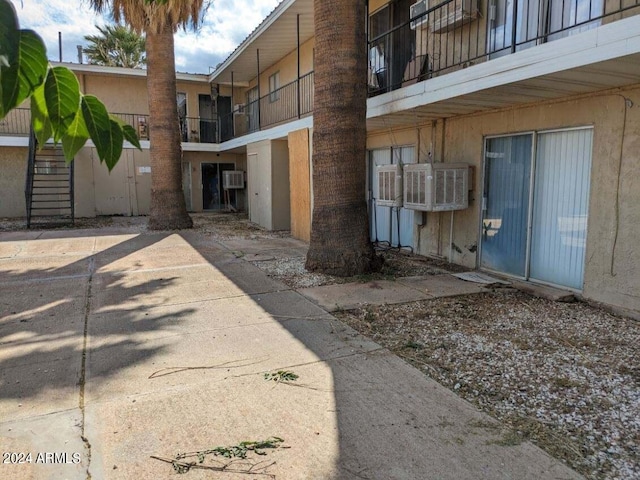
xmin=9 ymin=0 xmax=282 ymax=74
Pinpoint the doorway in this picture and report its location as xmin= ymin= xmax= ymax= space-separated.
xmin=202 ymin=163 xmax=236 ymax=211
xmin=199 ymin=94 xmax=216 ymax=143
xmin=480 ymin=128 xmax=593 ymax=290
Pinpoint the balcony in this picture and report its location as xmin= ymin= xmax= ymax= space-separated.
xmin=368 ymin=0 xmax=640 ymax=97
xmin=0 ymin=109 xmax=219 ymax=145
xmin=218 ymin=71 xmax=314 ymax=143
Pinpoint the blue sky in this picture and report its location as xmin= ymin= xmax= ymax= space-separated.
xmin=10 ymin=0 xmax=281 ymax=74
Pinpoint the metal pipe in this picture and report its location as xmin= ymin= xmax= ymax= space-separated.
xmin=297 ymin=14 xmax=301 ymax=119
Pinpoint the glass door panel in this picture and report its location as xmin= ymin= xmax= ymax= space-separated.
xmin=481 ymin=134 xmax=533 ymax=277
xmin=529 ymin=129 xmax=592 ymax=289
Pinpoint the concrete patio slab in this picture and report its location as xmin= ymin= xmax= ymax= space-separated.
xmin=0 ymin=226 xmax=584 ymax=480
xmin=0 ymin=255 xmax=93 ymax=281
xmin=298 ymin=280 xmax=431 ymax=312
xmin=398 ymin=274 xmax=487 ymax=297
xmin=0 ymin=409 xmax=86 ymax=480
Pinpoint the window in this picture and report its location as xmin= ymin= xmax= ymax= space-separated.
xmin=269 ymin=72 xmax=280 ymax=102
xmin=488 ymin=0 xmax=604 ymax=57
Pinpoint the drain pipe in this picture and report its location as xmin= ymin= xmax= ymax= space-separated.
xmin=449 ymin=210 xmax=454 ymax=263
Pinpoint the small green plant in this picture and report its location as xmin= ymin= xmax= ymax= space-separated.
xmin=264 ymin=370 xmax=299 ymax=383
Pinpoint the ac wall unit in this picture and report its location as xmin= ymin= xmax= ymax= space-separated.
xmin=410 ymin=0 xmax=429 ymax=30
xmin=376 ymin=164 xmax=403 ymax=207
xmin=430 ymin=0 xmax=478 ymax=34
xmin=223 ymin=170 xmax=245 ymax=189
xmin=403 ymin=163 xmax=469 ymax=211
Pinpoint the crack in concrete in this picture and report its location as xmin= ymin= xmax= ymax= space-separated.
xmin=79 ymin=256 xmax=96 ymax=480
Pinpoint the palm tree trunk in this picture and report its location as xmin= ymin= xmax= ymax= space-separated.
xmin=146 ymin=24 xmax=192 ymax=230
xmin=305 ymin=0 xmax=380 ymax=276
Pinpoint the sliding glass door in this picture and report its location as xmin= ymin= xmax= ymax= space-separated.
xmin=481 ymin=128 xmax=593 ymax=290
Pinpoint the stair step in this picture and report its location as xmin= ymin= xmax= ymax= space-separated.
xmin=31 ymin=207 xmax=71 ymax=212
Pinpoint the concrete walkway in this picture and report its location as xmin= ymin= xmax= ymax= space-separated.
xmin=0 ymin=227 xmax=583 ymax=479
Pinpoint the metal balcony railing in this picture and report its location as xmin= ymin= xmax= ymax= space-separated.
xmin=367 ymin=0 xmax=640 ymax=96
xmin=219 ymin=71 xmax=315 ymax=142
xmin=0 ymin=108 xmax=31 ymax=136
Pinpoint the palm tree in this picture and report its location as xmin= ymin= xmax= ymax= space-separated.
xmin=305 ymin=0 xmax=381 ymax=276
xmin=88 ymin=0 xmax=203 ymax=230
xmin=84 ymin=24 xmax=146 ymax=69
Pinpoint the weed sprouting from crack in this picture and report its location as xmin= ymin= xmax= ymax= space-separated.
xmin=263 ymin=370 xmax=299 ymax=383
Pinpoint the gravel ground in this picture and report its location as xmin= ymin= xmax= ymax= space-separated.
xmin=3 ymin=212 xmax=638 ymax=479
xmin=334 ymin=293 xmax=640 ymax=480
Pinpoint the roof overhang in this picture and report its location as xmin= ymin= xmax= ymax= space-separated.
xmin=209 ymin=0 xmax=314 ymax=86
xmin=55 ymin=62 xmax=209 ymax=83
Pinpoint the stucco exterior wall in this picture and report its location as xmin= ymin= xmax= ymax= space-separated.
xmin=0 ymin=147 xmax=27 ymax=218
xmin=367 ymin=85 xmax=640 ymax=313
xmin=78 ymin=73 xmax=211 ymax=119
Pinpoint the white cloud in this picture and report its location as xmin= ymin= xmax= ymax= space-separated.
xmin=9 ymin=0 xmax=281 ymax=73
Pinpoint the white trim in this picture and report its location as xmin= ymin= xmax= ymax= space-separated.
xmin=218 ymin=115 xmax=313 ymax=151
xmin=0 ymin=137 xmax=29 ymax=147
xmin=55 ymin=62 xmax=209 ymax=83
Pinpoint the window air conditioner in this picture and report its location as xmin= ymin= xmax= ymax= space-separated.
xmin=223 ymin=170 xmax=245 ymax=190
xmin=375 ymin=164 xmax=403 ymax=207
xmin=403 ymin=163 xmax=469 ymax=211
xmin=430 ymin=0 xmax=478 ymax=34
xmin=410 ymin=0 xmax=429 ymax=30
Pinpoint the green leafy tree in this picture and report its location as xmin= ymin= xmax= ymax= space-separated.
xmin=0 ymin=0 xmax=139 ymax=170
xmin=88 ymin=0 xmax=206 ymax=230
xmin=84 ymin=24 xmax=146 ymax=69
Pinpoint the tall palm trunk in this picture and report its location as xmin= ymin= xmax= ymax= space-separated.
xmin=305 ymin=0 xmax=380 ymax=276
xmin=146 ymin=25 xmax=192 ymax=230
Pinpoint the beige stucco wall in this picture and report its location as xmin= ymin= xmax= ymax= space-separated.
xmin=0 ymin=147 xmax=27 ymax=218
xmin=78 ymin=73 xmax=211 ymax=119
xmin=367 ymin=86 xmax=640 ymax=313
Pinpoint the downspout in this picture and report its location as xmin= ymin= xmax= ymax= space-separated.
xmin=231 ymin=71 xmax=234 ymax=137
xmin=256 ymin=49 xmax=261 ymax=130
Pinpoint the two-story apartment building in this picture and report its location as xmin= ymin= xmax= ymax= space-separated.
xmin=207 ymin=0 xmax=640 ymax=316
xmin=1 ymin=0 xmax=638 ymax=316
xmin=0 ymin=63 xmax=246 ymax=220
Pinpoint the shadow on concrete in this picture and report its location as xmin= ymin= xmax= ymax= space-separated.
xmin=0 ymin=232 xmax=194 ymax=402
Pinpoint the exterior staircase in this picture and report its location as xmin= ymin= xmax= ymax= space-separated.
xmin=25 ymin=132 xmax=74 ymax=228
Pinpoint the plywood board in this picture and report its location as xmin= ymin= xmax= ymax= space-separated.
xmin=288 ymin=129 xmax=311 ymax=242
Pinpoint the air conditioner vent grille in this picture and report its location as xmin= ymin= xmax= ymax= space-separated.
xmin=223 ymin=170 xmax=244 ymax=189
xmin=404 ymin=163 xmax=469 ymax=211
xmin=375 ymin=164 xmax=403 ymax=207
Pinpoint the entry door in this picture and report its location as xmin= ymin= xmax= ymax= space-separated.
xmin=481 ymin=128 xmax=592 ymax=289
xmin=198 ymin=94 xmax=216 ymax=143
xmin=368 ymin=146 xmax=415 ymax=248
xmin=202 ymin=163 xmax=236 ymax=210
xmin=247 ymin=153 xmax=269 ymax=226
